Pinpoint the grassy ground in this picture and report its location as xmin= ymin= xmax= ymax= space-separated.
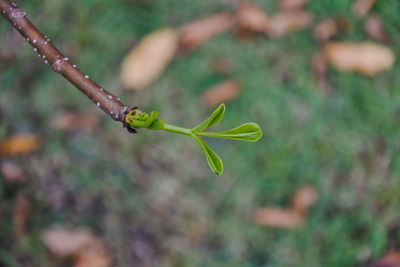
xmin=1 ymin=0 xmax=400 ymax=266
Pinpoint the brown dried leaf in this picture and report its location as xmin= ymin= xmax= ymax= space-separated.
xmin=51 ymin=112 xmax=99 ymax=133
xmin=42 ymin=227 xmax=111 ymax=266
xmin=311 ymin=50 xmax=328 ymax=89
xmin=74 ymin=245 xmax=111 ymax=267
xmin=291 ymin=186 xmax=318 ymax=214
xmin=324 ymin=42 xmax=395 ymax=76
xmin=1 ymin=161 xmax=25 ymax=182
xmin=365 ymin=15 xmax=391 ymax=43
xmin=253 ymin=208 xmax=304 ymax=229
xmin=121 ymin=28 xmax=179 ymax=90
xmin=201 ymin=79 xmax=240 ymax=107
xmin=14 ymin=193 xmax=30 ymax=237
xmin=266 ymin=11 xmax=312 ymax=38
xmin=353 ymin=0 xmax=376 ymax=17
xmin=42 ymin=227 xmax=96 ymax=257
xmin=180 ymin=13 xmax=235 ymax=51
xmin=237 ymin=2 xmax=270 ymax=33
xmin=279 ymin=0 xmax=308 ymax=10
xmin=313 ymin=19 xmax=338 ymax=42
xmin=0 ymin=134 xmax=40 ymax=157
xmin=334 ymin=16 xmax=351 ymax=32
xmin=372 ymin=251 xmax=400 ymax=267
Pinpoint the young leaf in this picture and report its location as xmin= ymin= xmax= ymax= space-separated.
xmin=148 ymin=119 xmax=165 ymax=130
xmin=145 ymin=111 xmax=165 ymax=130
xmin=144 ymin=111 xmax=159 ymax=128
xmin=191 ymin=104 xmax=225 ymax=133
xmin=196 ymin=122 xmax=262 ymax=141
xmin=191 ymin=135 xmax=224 ymax=176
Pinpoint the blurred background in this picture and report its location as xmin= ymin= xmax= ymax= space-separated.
xmin=1 ymin=0 xmax=400 ymax=266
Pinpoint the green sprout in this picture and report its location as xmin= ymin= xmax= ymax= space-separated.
xmin=125 ymin=104 xmax=262 ymax=176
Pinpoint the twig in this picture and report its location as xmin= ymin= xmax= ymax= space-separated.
xmin=0 ymin=0 xmax=131 ymax=127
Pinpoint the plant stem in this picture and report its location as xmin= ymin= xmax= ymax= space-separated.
xmin=0 ymin=0 xmax=130 ymax=123
xmin=162 ymin=124 xmax=192 ymax=136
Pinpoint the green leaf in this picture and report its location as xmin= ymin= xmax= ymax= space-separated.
xmin=191 ymin=104 xmax=225 ymax=133
xmin=148 ymin=119 xmax=165 ymax=130
xmin=196 ymin=122 xmax=262 ymax=142
xmin=144 ymin=111 xmax=159 ymax=128
xmin=191 ymin=134 xmax=223 ymax=176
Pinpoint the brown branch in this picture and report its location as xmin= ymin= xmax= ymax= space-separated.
xmin=0 ymin=0 xmax=132 ymax=125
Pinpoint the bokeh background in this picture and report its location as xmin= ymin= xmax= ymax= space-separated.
xmin=1 ymin=0 xmax=400 ymax=266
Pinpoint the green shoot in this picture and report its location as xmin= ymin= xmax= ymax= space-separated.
xmin=125 ymin=104 xmax=262 ymax=176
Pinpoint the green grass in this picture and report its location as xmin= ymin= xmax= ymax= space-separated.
xmin=1 ymin=0 xmax=400 ymax=266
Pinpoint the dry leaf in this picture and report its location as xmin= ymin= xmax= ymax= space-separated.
xmin=253 ymin=208 xmax=304 ymax=229
xmin=372 ymin=251 xmax=400 ymax=267
xmin=254 ymin=185 xmax=318 ymax=229
xmin=279 ymin=0 xmax=308 ymax=10
xmin=311 ymin=51 xmax=328 ymax=89
xmin=291 ymin=186 xmax=318 ymax=214
xmin=121 ymin=28 xmax=179 ymax=90
xmin=180 ymin=13 xmax=235 ymax=51
xmin=334 ymin=16 xmax=351 ymax=32
xmin=0 ymin=134 xmax=40 ymax=157
xmin=42 ymin=227 xmax=111 ymax=267
xmin=353 ymin=0 xmax=376 ymax=17
xmin=51 ymin=112 xmax=99 ymax=133
xmin=313 ymin=19 xmax=338 ymax=42
xmin=1 ymin=161 xmax=25 ymax=182
xmin=266 ymin=11 xmax=312 ymax=38
xmin=237 ymin=2 xmax=270 ymax=33
xmin=42 ymin=227 xmax=96 ymax=257
xmin=201 ymin=79 xmax=240 ymax=107
xmin=365 ymin=15 xmax=391 ymax=43
xmin=14 ymin=193 xmax=30 ymax=237
xmin=324 ymin=42 xmax=395 ymax=76
xmin=74 ymin=245 xmax=111 ymax=267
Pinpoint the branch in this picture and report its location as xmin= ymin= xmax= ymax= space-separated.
xmin=0 ymin=0 xmax=131 ymax=127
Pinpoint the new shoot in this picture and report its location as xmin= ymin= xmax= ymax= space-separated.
xmin=125 ymin=104 xmax=262 ymax=176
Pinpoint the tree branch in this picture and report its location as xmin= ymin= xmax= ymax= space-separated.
xmin=0 ymin=0 xmax=131 ymax=126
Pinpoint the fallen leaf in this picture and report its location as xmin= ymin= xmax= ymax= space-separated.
xmin=253 ymin=208 xmax=304 ymax=229
xmin=372 ymin=251 xmax=400 ymax=267
xmin=74 ymin=245 xmax=111 ymax=267
xmin=353 ymin=0 xmax=376 ymax=17
xmin=365 ymin=15 xmax=391 ymax=43
xmin=51 ymin=112 xmax=99 ymax=133
xmin=324 ymin=42 xmax=395 ymax=76
xmin=180 ymin=13 xmax=235 ymax=51
xmin=334 ymin=16 xmax=351 ymax=32
xmin=201 ymin=79 xmax=240 ymax=107
xmin=0 ymin=134 xmax=40 ymax=157
xmin=313 ymin=19 xmax=337 ymax=42
xmin=311 ymin=51 xmax=328 ymax=89
xmin=1 ymin=161 xmax=25 ymax=182
xmin=279 ymin=0 xmax=308 ymax=10
xmin=42 ymin=227 xmax=96 ymax=257
xmin=121 ymin=28 xmax=179 ymax=90
xmin=14 ymin=193 xmax=30 ymax=237
xmin=42 ymin=227 xmax=111 ymax=267
xmin=291 ymin=185 xmax=318 ymax=214
xmin=237 ymin=2 xmax=270 ymax=33
xmin=266 ymin=11 xmax=312 ymax=38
